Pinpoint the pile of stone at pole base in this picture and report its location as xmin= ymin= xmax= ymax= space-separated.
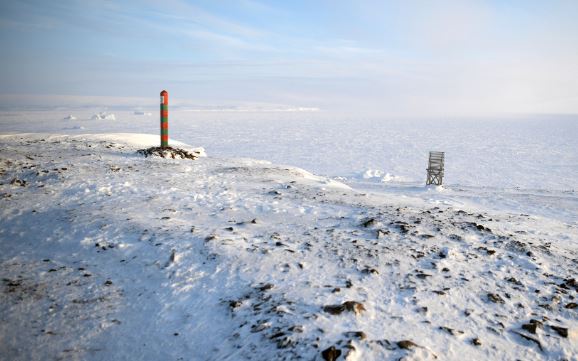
xmin=137 ymin=146 xmax=201 ymax=160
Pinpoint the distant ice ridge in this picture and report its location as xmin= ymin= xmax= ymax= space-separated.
xmin=63 ymin=115 xmax=77 ymax=120
xmin=181 ymin=106 xmax=319 ymax=112
xmin=133 ymin=111 xmax=152 ymax=116
xmin=91 ymin=112 xmax=116 ymax=120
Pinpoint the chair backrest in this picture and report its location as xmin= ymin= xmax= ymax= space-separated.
xmin=428 ymin=151 xmax=444 ymax=170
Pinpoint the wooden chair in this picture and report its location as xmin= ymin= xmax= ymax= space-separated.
xmin=426 ymin=151 xmax=445 ymax=185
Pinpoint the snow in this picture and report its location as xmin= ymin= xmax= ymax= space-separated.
xmin=0 ymin=111 xmax=577 ymax=361
xmin=91 ymin=112 xmax=116 ymax=120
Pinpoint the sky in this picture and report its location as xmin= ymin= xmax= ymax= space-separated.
xmin=1 ymin=0 xmax=577 ymax=116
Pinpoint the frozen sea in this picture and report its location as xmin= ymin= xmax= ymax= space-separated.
xmin=1 ymin=110 xmax=577 ymax=221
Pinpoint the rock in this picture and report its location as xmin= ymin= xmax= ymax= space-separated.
xmin=487 ymin=293 xmax=505 ymax=304
xmin=251 ymin=322 xmax=271 ymax=333
xmin=565 ymin=302 xmax=577 ymax=309
xmin=397 ymin=340 xmax=419 ymax=350
xmin=323 ymin=301 xmax=366 ymax=316
xmin=136 ymin=146 xmax=200 ymax=160
xmin=550 ymin=325 xmax=568 ymax=338
xmin=10 ymin=178 xmax=26 ymax=187
xmin=288 ymin=325 xmax=304 ymax=333
xmin=505 ymin=277 xmax=523 ymax=286
xmin=362 ymin=218 xmax=377 ymax=227
xmin=521 ymin=320 xmax=542 ymax=334
xmin=416 ymin=306 xmax=428 ymax=314
xmin=321 ymin=346 xmax=341 ymax=361
xmin=472 ymin=338 xmax=482 ymax=346
xmin=229 ymin=300 xmax=242 ymax=309
xmin=361 ymin=267 xmax=379 ymax=275
xmin=257 ymin=283 xmax=274 ymax=292
xmin=415 ymin=272 xmax=432 ymax=279
xmin=344 ymin=331 xmax=367 ymax=340
xmin=439 ymin=326 xmax=464 ymax=336
xmin=376 ymin=229 xmax=389 ymax=238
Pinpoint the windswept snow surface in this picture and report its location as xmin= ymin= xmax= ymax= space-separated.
xmin=1 ymin=130 xmax=577 ymax=361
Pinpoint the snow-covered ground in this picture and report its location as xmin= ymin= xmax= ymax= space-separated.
xmin=0 ymin=111 xmax=577 ymax=360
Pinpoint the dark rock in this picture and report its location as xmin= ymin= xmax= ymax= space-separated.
xmin=487 ymin=293 xmax=505 ymax=304
xmin=416 ymin=306 xmax=428 ymax=314
xmin=398 ymin=224 xmax=411 ymax=234
xmin=257 ymin=283 xmax=274 ymax=292
xmin=550 ymin=325 xmax=568 ymax=338
xmin=137 ymin=146 xmax=200 ymax=160
xmin=439 ymin=326 xmax=464 ymax=336
xmin=323 ymin=301 xmax=366 ymax=316
xmin=321 ymin=346 xmax=341 ymax=361
xmin=361 ymin=267 xmax=379 ymax=275
xmin=10 ymin=178 xmax=26 ymax=187
xmin=432 ymin=290 xmax=446 ymax=295
xmin=565 ymin=302 xmax=577 ymax=309
xmin=521 ymin=320 xmax=543 ymax=334
xmin=362 ymin=218 xmax=376 ymax=227
xmin=376 ymin=229 xmax=389 ymax=239
xmin=397 ymin=340 xmax=418 ymax=350
xmin=270 ymin=332 xmax=286 ymax=339
xmin=229 ymin=300 xmax=242 ymax=309
xmin=415 ymin=272 xmax=432 ymax=279
xmin=288 ymin=325 xmax=304 ymax=333
xmin=344 ymin=331 xmax=367 ymax=340
xmin=505 ymin=277 xmax=523 ymax=286
xmin=276 ymin=336 xmax=293 ymax=349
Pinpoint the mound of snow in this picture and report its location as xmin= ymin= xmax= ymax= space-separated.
xmin=63 ymin=115 xmax=77 ymax=120
xmin=361 ymin=169 xmax=407 ymax=183
xmin=91 ymin=112 xmax=116 ymax=120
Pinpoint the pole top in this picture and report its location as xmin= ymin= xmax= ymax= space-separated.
xmin=160 ymin=90 xmax=168 ymax=96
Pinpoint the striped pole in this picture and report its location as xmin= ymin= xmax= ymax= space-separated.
xmin=160 ymin=90 xmax=169 ymax=147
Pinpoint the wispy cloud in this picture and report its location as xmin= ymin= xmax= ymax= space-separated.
xmin=1 ymin=0 xmax=578 ymax=116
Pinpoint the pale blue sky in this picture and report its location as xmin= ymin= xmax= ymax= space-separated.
xmin=1 ymin=0 xmax=577 ymax=115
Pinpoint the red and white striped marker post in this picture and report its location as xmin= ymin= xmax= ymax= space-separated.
xmin=160 ymin=90 xmax=169 ymax=147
